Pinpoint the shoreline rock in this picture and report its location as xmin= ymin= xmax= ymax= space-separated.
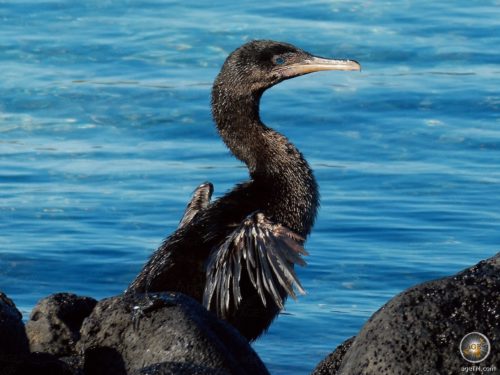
xmin=26 ymin=293 xmax=97 ymax=357
xmin=2 ymin=252 xmax=498 ymax=374
xmin=311 ymin=337 xmax=355 ymax=375
xmin=78 ymin=292 xmax=269 ymax=375
xmin=312 ymin=252 xmax=500 ymax=374
xmin=0 ymin=292 xmax=30 ymax=361
xmin=0 ymin=291 xmax=269 ymax=375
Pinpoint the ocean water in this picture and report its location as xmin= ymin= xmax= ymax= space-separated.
xmin=1 ymin=1 xmax=499 ymax=373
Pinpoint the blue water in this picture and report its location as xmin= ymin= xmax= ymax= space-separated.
xmin=1 ymin=1 xmax=499 ymax=373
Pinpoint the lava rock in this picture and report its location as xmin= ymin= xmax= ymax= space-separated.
xmin=25 ymin=292 xmax=97 ymax=356
xmin=78 ymin=292 xmax=270 ymax=375
xmin=59 ymin=355 xmax=85 ymax=375
xmin=312 ymin=253 xmax=500 ymax=374
xmin=0 ymin=352 xmax=75 ymax=375
xmin=133 ymin=361 xmax=231 ymax=375
xmin=1 ymin=292 xmax=74 ymax=374
xmin=311 ymin=337 xmax=354 ymax=375
xmin=0 ymin=291 xmax=30 ymax=361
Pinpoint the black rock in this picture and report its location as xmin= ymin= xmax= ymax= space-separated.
xmin=1 ymin=292 xmax=76 ymax=374
xmin=25 ymin=292 xmax=97 ymax=356
xmin=78 ymin=292 xmax=270 ymax=375
xmin=0 ymin=352 xmax=75 ymax=375
xmin=59 ymin=355 xmax=85 ymax=375
xmin=0 ymin=291 xmax=30 ymax=361
xmin=133 ymin=361 xmax=231 ymax=375
xmin=311 ymin=337 xmax=354 ymax=375
xmin=312 ymin=253 xmax=500 ymax=374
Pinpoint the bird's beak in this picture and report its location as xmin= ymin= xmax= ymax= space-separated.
xmin=279 ymin=56 xmax=361 ymax=77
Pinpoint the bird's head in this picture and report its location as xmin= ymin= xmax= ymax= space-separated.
xmin=215 ymin=40 xmax=361 ymax=95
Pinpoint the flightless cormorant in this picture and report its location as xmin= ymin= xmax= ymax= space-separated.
xmin=128 ymin=40 xmax=360 ymax=340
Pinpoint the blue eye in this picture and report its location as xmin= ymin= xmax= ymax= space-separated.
xmin=275 ymin=57 xmax=285 ymax=65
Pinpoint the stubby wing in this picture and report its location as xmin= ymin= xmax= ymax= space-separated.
xmin=178 ymin=182 xmax=214 ymax=229
xmin=203 ymin=212 xmax=308 ymax=319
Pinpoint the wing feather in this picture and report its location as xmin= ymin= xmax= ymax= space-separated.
xmin=178 ymin=182 xmax=213 ymax=229
xmin=203 ymin=212 xmax=308 ymax=319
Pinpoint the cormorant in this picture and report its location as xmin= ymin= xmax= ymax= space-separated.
xmin=127 ymin=40 xmax=360 ymax=340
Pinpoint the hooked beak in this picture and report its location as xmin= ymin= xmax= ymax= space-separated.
xmin=279 ymin=56 xmax=361 ymax=78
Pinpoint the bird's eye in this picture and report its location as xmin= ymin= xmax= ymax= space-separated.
xmin=274 ymin=56 xmax=285 ymax=65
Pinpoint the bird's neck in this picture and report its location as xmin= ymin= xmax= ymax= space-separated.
xmin=212 ymin=87 xmax=263 ymax=172
xmin=212 ymin=85 xmax=319 ymax=235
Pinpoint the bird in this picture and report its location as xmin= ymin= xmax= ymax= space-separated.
xmin=127 ymin=40 xmax=360 ymax=341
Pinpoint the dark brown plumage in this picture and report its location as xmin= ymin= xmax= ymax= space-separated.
xmin=127 ymin=40 xmax=360 ymax=340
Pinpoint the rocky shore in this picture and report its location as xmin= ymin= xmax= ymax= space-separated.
xmin=0 ymin=292 xmax=269 ymax=375
xmin=1 ymin=253 xmax=498 ymax=374
xmin=312 ymin=252 xmax=499 ymax=374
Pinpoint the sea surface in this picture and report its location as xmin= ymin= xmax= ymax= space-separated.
xmin=1 ymin=1 xmax=499 ymax=373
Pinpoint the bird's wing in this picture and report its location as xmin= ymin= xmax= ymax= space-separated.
xmin=203 ymin=212 xmax=308 ymax=318
xmin=178 ymin=182 xmax=214 ymax=229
